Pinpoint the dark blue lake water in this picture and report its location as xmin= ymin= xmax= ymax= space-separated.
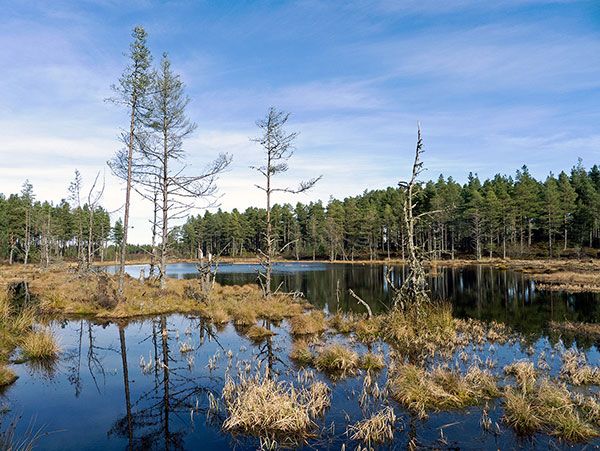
xmin=2 ymin=263 xmax=599 ymax=449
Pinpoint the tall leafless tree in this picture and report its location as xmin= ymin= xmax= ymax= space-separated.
xmin=108 ymin=26 xmax=153 ymax=298
xmin=251 ymin=108 xmax=321 ymax=297
xmin=396 ymin=126 xmax=439 ymax=308
xmin=68 ymin=170 xmax=85 ymax=270
xmin=85 ymin=172 xmax=106 ymax=269
xmin=111 ymin=54 xmax=231 ymax=289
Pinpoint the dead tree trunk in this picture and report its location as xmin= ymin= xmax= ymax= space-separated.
xmin=397 ymin=126 xmax=433 ymax=309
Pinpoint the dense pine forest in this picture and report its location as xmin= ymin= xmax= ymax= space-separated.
xmin=3 ymin=161 xmax=599 ymax=265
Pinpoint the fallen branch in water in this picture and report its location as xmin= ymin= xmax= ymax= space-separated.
xmin=348 ymin=289 xmax=372 ymax=319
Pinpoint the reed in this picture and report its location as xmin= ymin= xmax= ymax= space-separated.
xmin=289 ymin=311 xmax=326 ymax=336
xmin=21 ymin=328 xmax=59 ymax=360
xmin=560 ymin=349 xmax=600 ymax=385
xmin=222 ymin=371 xmax=330 ymax=445
xmin=313 ymin=344 xmax=359 ymax=379
xmin=349 ymin=406 xmax=396 ymax=445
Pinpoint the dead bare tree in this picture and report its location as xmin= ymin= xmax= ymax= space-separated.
xmin=251 ymin=107 xmax=321 ymax=297
xmin=112 ymin=54 xmax=231 ymax=289
xmin=68 ymin=170 xmax=85 ymax=271
xmin=20 ymin=181 xmax=34 ymax=266
xmin=85 ymin=172 xmax=106 ymax=269
xmin=396 ymin=125 xmax=440 ymax=309
xmin=147 ymin=54 xmax=231 ymax=289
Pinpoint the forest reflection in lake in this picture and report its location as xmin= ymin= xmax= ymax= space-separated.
xmin=116 ymin=262 xmax=600 ymax=334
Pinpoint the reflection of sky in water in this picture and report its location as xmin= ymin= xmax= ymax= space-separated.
xmin=2 ymin=312 xmax=599 ymax=449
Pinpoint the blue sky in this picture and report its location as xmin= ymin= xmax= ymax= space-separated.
xmin=1 ymin=0 xmax=599 ymax=243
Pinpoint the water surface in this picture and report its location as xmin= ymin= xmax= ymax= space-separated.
xmin=2 ymin=262 xmax=600 ymax=449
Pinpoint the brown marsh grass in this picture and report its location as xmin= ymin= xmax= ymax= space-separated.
xmin=289 ymin=311 xmax=326 ymax=336
xmin=560 ymin=349 xmax=600 ymax=385
xmin=504 ymin=379 xmax=600 ymax=441
xmin=534 ymin=271 xmax=600 ymax=293
xmin=245 ymin=325 xmax=274 ymax=342
xmin=389 ymin=363 xmax=499 ymax=418
xmin=359 ymin=353 xmax=385 ymax=372
xmin=313 ymin=344 xmax=359 ymax=379
xmin=222 ymin=371 xmax=330 ymax=445
xmin=504 ymin=360 xmax=537 ymax=393
xmin=0 ymin=365 xmax=17 ymax=387
xmin=6 ymin=267 xmax=307 ymax=325
xmin=383 ymin=302 xmax=455 ymax=357
xmin=21 ymin=328 xmax=59 ymax=360
xmin=349 ymin=406 xmax=396 ymax=445
xmin=289 ymin=340 xmax=313 ymax=366
xmin=550 ymin=321 xmax=600 ymax=339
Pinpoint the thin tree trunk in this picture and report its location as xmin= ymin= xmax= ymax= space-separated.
xmin=119 ymin=326 xmax=134 ymax=449
xmin=160 ymin=127 xmax=169 ymax=290
xmin=118 ymin=102 xmax=137 ymax=298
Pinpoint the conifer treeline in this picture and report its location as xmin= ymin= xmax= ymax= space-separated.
xmin=174 ymin=162 xmax=600 ymax=260
xmin=2 ymin=161 xmax=600 ymax=264
xmin=0 ymin=180 xmax=113 ymax=265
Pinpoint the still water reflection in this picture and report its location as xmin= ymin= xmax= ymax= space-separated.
xmin=2 ymin=263 xmax=599 ymax=450
xmin=118 ymin=262 xmax=600 ymax=332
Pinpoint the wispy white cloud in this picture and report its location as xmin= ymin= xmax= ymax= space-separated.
xmin=0 ymin=0 xmax=598 ymax=243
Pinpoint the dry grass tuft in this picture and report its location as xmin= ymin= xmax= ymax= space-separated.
xmin=222 ymin=372 xmax=330 ymax=444
xmin=349 ymin=406 xmax=396 ymax=445
xmin=383 ymin=302 xmax=455 ymax=357
xmin=290 ymin=340 xmax=313 ymax=366
xmin=503 ymin=387 xmax=543 ymax=434
xmin=505 ymin=360 xmax=537 ymax=392
xmin=389 ymin=363 xmax=499 ymax=418
xmin=353 ymin=317 xmax=382 ymax=343
xmin=230 ymin=303 xmax=257 ymax=326
xmin=560 ymin=349 xmax=600 ymax=385
xmin=21 ymin=328 xmax=59 ymax=360
xmin=0 ymin=365 xmax=18 ymax=387
xmin=328 ymin=313 xmax=355 ymax=334
xmin=313 ymin=344 xmax=359 ymax=379
xmin=503 ymin=379 xmax=600 ymax=441
xmin=289 ymin=311 xmax=326 ymax=336
xmin=302 ymin=381 xmax=331 ymax=417
xmin=246 ymin=325 xmax=274 ymax=342
xmin=359 ymin=353 xmax=385 ymax=372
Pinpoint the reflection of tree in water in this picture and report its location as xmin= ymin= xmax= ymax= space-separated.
xmin=66 ymin=321 xmax=115 ymax=397
xmin=254 ymin=321 xmax=283 ymax=376
xmin=110 ymin=316 xmax=222 ymax=450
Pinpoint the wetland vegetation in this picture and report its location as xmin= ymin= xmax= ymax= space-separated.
xmin=1 ymin=261 xmax=600 ymax=449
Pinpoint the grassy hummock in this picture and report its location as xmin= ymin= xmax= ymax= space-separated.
xmin=245 ymin=325 xmax=274 ymax=342
xmin=389 ymin=363 xmax=499 ymax=419
xmin=21 ymin=328 xmax=60 ymax=360
xmin=0 ymin=365 xmax=18 ymax=388
xmin=504 ymin=379 xmax=600 ymax=442
xmin=313 ymin=344 xmax=359 ymax=379
xmin=222 ymin=371 xmax=330 ymax=445
xmin=289 ymin=311 xmax=326 ymax=336
xmin=349 ymin=406 xmax=396 ymax=445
